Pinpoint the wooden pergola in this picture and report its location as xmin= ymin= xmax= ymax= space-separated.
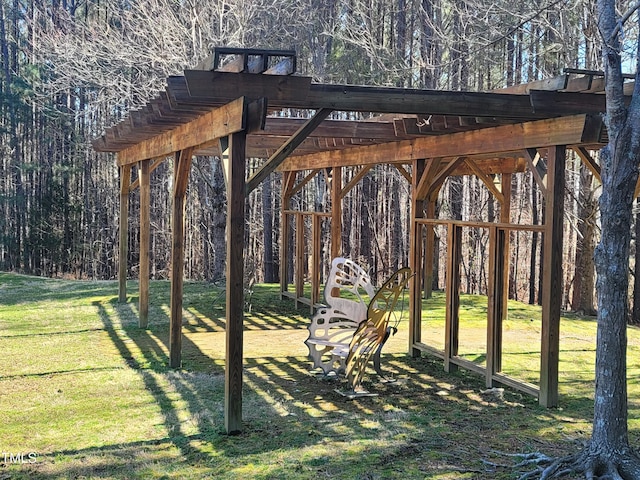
xmin=93 ymin=49 xmax=615 ymax=434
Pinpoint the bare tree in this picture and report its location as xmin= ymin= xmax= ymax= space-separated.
xmin=522 ymin=0 xmax=640 ymax=477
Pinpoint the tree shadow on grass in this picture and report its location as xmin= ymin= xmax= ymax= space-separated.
xmin=12 ymin=279 xmax=634 ymax=479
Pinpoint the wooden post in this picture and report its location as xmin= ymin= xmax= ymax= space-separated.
xmin=486 ymin=226 xmax=506 ymax=386
xmin=539 ymin=146 xmax=565 ymax=408
xmin=225 ymin=131 xmax=247 ymax=434
xmin=409 ymin=159 xmax=426 ymax=356
xmin=423 ymin=201 xmax=437 ymax=299
xmin=311 ymin=213 xmax=321 ymax=311
xmin=330 ymin=166 xmax=342 ymax=259
xmin=500 ymin=173 xmax=512 ymax=327
xmin=280 ymin=171 xmax=295 ymax=298
xmin=118 ymin=165 xmax=131 ymax=303
xmin=139 ymin=159 xmax=151 ymax=328
xmin=295 ymin=213 xmax=305 ymax=307
xmin=170 ymin=148 xmax=193 ymax=369
xmin=444 ymin=223 xmax=461 ymax=372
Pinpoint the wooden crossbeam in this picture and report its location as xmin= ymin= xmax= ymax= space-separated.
xmin=246 ymin=108 xmax=332 ymax=194
xmin=279 ymin=114 xmax=603 ymax=171
xmin=185 ymin=71 xmax=564 ymax=119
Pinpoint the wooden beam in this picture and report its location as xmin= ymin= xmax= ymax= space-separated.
xmin=311 ymin=214 xmax=321 ymax=312
xmin=331 ymin=166 xmax=342 ymax=259
xmin=184 ymin=71 xmax=567 ymax=119
xmin=295 ymin=213 xmax=305 ymax=307
xmin=225 ymin=132 xmax=247 ymax=434
xmin=280 ymin=171 xmax=296 ymax=297
xmin=574 ymin=146 xmax=602 ymax=183
xmin=139 ymin=159 xmax=151 ymax=329
xmin=170 ymin=148 xmax=194 ymax=369
xmin=524 ymin=148 xmax=548 ymax=197
xmin=445 ymin=224 xmax=462 ymax=373
xmin=486 ymin=227 xmax=506 ymax=387
xmin=410 ymin=159 xmax=426 ymax=357
xmin=246 ymin=108 xmax=332 ymax=194
xmin=129 ymin=156 xmax=166 ymax=191
xmin=118 ymin=165 xmax=131 ymax=303
xmin=539 ymin=146 xmax=565 ymax=408
xmin=340 ymin=165 xmax=373 ymax=198
xmin=427 ymin=157 xmax=467 ymax=200
xmin=395 ymin=164 xmax=412 ymax=183
xmin=464 ymin=157 xmax=505 ymax=204
xmin=290 ymin=169 xmax=321 ymax=197
xmin=416 ymin=158 xmax=443 ymax=200
xmin=423 ymin=200 xmax=437 ymax=300
xmin=279 ymin=114 xmax=602 ymax=171
xmin=115 ymin=97 xmax=247 ymax=166
xmin=493 ymin=75 xmax=568 ymax=94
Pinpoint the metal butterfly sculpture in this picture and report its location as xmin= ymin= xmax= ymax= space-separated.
xmin=344 ymin=267 xmax=413 ymax=396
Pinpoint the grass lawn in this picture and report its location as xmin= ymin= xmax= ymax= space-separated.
xmin=1 ymin=272 xmax=640 ymax=479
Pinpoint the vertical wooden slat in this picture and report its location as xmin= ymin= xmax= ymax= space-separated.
xmin=500 ymin=173 xmax=512 ymax=329
xmin=139 ymin=159 xmax=151 ymax=328
xmin=311 ymin=213 xmax=321 ymax=311
xmin=487 ymin=227 xmax=506 ymax=386
xmin=423 ymin=200 xmax=437 ymax=299
xmin=225 ymin=131 xmax=247 ymax=434
xmin=539 ymin=146 xmax=565 ymax=408
xmin=444 ymin=223 xmax=461 ymax=372
xmin=295 ymin=212 xmax=305 ymax=307
xmin=280 ymin=171 xmax=295 ymax=298
xmin=409 ymin=159 xmax=426 ymax=356
xmin=118 ymin=165 xmax=131 ymax=303
xmin=170 ymin=148 xmax=193 ymax=369
xmin=330 ymin=166 xmax=342 ymax=260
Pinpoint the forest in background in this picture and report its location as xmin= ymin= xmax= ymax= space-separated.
xmin=1 ymin=0 xmax=638 ymax=317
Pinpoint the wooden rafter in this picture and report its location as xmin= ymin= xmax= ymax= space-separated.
xmin=114 ymin=97 xmax=247 ymax=166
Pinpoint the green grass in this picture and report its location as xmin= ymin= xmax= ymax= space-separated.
xmin=1 ymin=272 xmax=638 ymax=479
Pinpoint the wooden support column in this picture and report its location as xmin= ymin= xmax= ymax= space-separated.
xmin=139 ymin=159 xmax=151 ymax=328
xmin=295 ymin=212 xmax=305 ymax=308
xmin=539 ymin=146 xmax=565 ymax=408
xmin=423 ymin=201 xmax=437 ymax=299
xmin=280 ymin=171 xmax=296 ymax=298
xmin=330 ymin=167 xmax=342 ymax=259
xmin=409 ymin=159 xmax=426 ymax=356
xmin=224 ymin=131 xmax=247 ymax=434
xmin=497 ymin=173 xmax=512 ymax=372
xmin=118 ymin=165 xmax=131 ymax=303
xmin=311 ymin=213 xmax=321 ymax=311
xmin=170 ymin=148 xmax=194 ymax=368
xmin=444 ymin=223 xmax=462 ymax=372
xmin=486 ymin=226 xmax=506 ymax=386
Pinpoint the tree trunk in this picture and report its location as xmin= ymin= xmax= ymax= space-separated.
xmin=581 ymin=0 xmax=640 ymax=473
